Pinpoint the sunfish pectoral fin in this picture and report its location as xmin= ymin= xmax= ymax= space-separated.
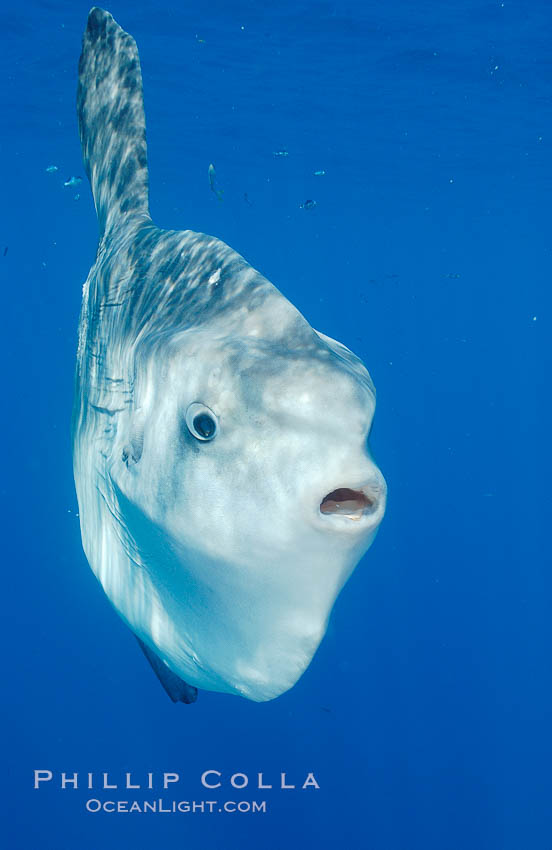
xmin=136 ymin=637 xmax=198 ymax=704
xmin=78 ymin=7 xmax=150 ymax=238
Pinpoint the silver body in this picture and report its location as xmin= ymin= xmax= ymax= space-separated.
xmin=73 ymin=8 xmax=386 ymax=702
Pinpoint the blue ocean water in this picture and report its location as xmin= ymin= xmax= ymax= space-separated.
xmin=1 ymin=1 xmax=550 ymax=848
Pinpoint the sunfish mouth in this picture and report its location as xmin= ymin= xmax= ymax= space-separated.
xmin=320 ymin=487 xmax=377 ymax=521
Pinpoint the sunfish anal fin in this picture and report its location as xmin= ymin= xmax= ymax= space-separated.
xmin=136 ymin=637 xmax=198 ymax=704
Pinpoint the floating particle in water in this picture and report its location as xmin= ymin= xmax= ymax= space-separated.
xmin=195 ymin=34 xmax=205 ymax=43
xmin=3 ymin=246 xmax=7 ymax=257
xmin=273 ymin=149 xmax=289 ymax=157
xmin=45 ymin=165 xmax=58 ymax=173
xmin=244 ymin=192 xmax=253 ymax=206
xmin=313 ymin=170 xmax=326 ymax=176
xmin=64 ymin=176 xmax=82 ymax=187
xmin=74 ymin=193 xmax=80 ymax=201
xmin=443 ymin=273 xmax=461 ymax=279
xmin=208 ymin=163 xmax=224 ymax=201
xmin=300 ymin=199 xmax=317 ymax=210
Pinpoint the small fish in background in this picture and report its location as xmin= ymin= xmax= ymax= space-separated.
xmin=45 ymin=164 xmax=59 ymax=173
xmin=243 ymin=192 xmax=253 ymax=206
xmin=300 ymin=199 xmax=317 ymax=210
xmin=313 ymin=169 xmax=326 ymax=176
xmin=64 ymin=175 xmax=82 ymax=187
xmin=208 ymin=163 xmax=224 ymax=201
xmin=2 ymin=246 xmax=8 ymax=257
xmin=74 ymin=194 xmax=81 ymax=201
xmin=273 ymin=149 xmax=289 ymax=157
xmin=443 ymin=272 xmax=461 ymax=279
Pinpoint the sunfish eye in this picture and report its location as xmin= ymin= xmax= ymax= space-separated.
xmin=185 ymin=402 xmax=219 ymax=442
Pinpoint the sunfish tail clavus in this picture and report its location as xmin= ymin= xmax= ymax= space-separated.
xmin=72 ymin=7 xmax=387 ymax=704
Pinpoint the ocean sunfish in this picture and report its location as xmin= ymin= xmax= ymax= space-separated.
xmin=72 ymin=7 xmax=387 ymax=704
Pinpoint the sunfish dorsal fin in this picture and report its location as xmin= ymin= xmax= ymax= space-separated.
xmin=77 ymin=7 xmax=150 ymax=238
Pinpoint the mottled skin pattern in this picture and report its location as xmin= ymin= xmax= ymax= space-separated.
xmin=73 ymin=8 xmax=386 ymax=703
xmin=77 ymin=7 xmax=148 ymax=237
